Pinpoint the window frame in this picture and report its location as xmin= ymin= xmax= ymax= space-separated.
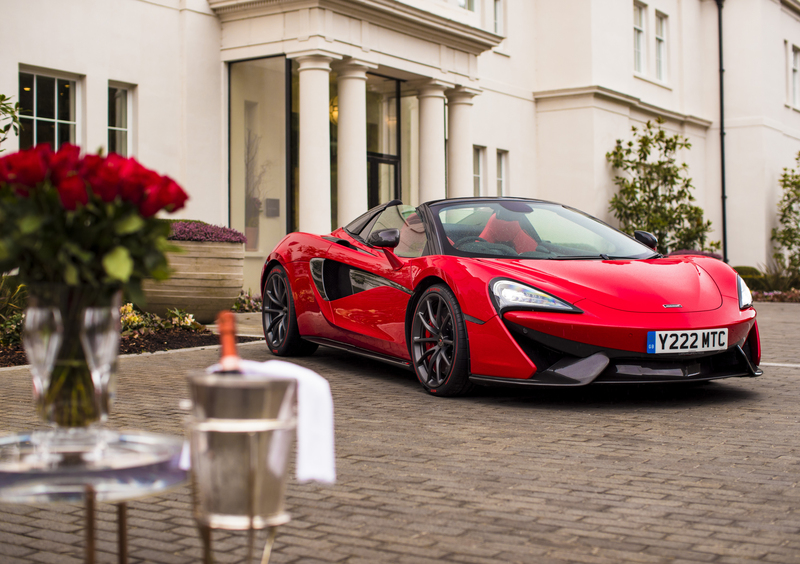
xmin=108 ymin=83 xmax=133 ymax=157
xmin=633 ymin=3 xmax=646 ymax=75
xmin=655 ymin=12 xmax=667 ymax=81
xmin=496 ymin=149 xmax=508 ymax=196
xmin=473 ymin=146 xmax=484 ymax=197
xmin=793 ymin=47 xmax=800 ymax=108
xmin=458 ymin=0 xmax=476 ymax=12
xmin=18 ymin=67 xmax=80 ymax=150
xmin=494 ymin=0 xmax=504 ymax=35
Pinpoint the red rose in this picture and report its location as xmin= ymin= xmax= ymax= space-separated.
xmin=83 ymin=153 xmax=125 ymax=202
xmin=118 ymin=158 xmax=159 ymax=205
xmin=138 ymin=176 xmax=188 ymax=217
xmin=2 ymin=145 xmax=50 ymax=188
xmin=56 ymin=175 xmax=88 ymax=210
xmin=139 ymin=180 xmax=164 ymax=218
xmin=48 ymin=144 xmax=81 ymax=184
xmin=159 ymin=177 xmax=189 ymax=212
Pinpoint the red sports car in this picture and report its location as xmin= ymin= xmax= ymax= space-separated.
xmin=260 ymin=198 xmax=762 ymax=396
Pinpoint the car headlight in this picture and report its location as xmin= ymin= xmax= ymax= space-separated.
xmin=737 ymin=275 xmax=753 ymax=309
xmin=490 ymin=279 xmax=581 ymax=313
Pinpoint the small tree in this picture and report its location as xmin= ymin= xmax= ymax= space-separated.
xmin=772 ymin=152 xmax=800 ymax=278
xmin=0 ymin=94 xmax=21 ymax=153
xmin=606 ymin=117 xmax=718 ymax=255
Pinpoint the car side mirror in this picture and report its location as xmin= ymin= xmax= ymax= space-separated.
xmin=367 ymin=228 xmax=400 ymax=249
xmin=634 ymin=230 xmax=658 ymax=251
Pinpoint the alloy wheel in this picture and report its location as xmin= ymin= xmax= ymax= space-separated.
xmin=263 ymin=272 xmax=289 ymax=348
xmin=412 ymin=293 xmax=455 ymax=388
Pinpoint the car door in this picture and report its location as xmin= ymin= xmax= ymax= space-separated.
xmin=318 ymin=205 xmax=427 ymax=359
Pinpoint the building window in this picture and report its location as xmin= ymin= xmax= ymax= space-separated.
xmin=494 ymin=0 xmax=504 ymax=35
xmin=496 ymin=150 xmax=507 ymax=196
xmin=634 ymin=4 xmax=645 ymax=74
xmin=458 ymin=0 xmax=476 ymax=12
xmin=473 ymin=146 xmax=483 ymax=196
xmin=18 ymin=71 xmax=76 ymax=150
xmin=655 ymin=13 xmax=667 ymax=81
xmin=793 ymin=47 xmax=800 ymax=107
xmin=108 ymin=86 xmax=129 ymax=156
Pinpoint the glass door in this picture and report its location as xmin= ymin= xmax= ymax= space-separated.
xmin=366 ymin=74 xmax=401 ymax=207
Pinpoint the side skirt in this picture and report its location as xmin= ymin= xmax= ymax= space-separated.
xmin=303 ymin=337 xmax=413 ymax=370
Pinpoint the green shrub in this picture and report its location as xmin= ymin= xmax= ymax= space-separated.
xmin=606 ymin=117 xmax=719 ymax=255
xmin=0 ymin=275 xmax=26 ymax=345
xmin=759 ymin=261 xmax=800 ymax=293
xmin=0 ymin=311 xmax=22 ymax=346
xmin=733 ymin=266 xmax=767 ymax=292
xmin=773 ymin=152 xmax=800 ymax=278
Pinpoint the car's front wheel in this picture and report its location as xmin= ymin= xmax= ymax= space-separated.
xmin=411 ymin=284 xmax=471 ymax=396
xmin=262 ymin=265 xmax=318 ymax=356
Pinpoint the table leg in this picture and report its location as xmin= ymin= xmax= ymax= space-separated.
xmin=260 ymin=527 xmax=277 ymax=564
xmin=199 ymin=524 xmax=213 ymax=564
xmin=117 ymin=503 xmax=127 ymax=564
xmin=85 ymin=485 xmax=95 ymax=564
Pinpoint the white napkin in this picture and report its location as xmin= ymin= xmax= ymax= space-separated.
xmin=206 ymin=359 xmax=336 ymax=484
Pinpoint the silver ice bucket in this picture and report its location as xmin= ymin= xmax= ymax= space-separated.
xmin=187 ymin=371 xmax=297 ymax=531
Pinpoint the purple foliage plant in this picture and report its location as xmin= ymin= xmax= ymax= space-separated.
xmin=169 ymin=220 xmax=247 ymax=244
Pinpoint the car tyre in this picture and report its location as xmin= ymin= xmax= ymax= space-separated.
xmin=262 ymin=265 xmax=318 ymax=356
xmin=411 ymin=284 xmax=472 ymax=396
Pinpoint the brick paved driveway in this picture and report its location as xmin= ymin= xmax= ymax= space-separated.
xmin=1 ymin=303 xmax=799 ymax=563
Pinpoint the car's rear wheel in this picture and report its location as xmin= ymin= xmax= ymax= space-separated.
xmin=411 ymin=284 xmax=471 ymax=396
xmin=262 ymin=265 xmax=318 ymax=356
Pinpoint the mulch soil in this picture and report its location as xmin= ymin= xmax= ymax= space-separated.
xmin=0 ymin=330 xmax=262 ymax=368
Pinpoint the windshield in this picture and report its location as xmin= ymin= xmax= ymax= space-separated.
xmin=432 ymin=200 xmax=654 ymax=260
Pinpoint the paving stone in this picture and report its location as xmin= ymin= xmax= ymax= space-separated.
xmin=2 ymin=307 xmax=800 ymax=562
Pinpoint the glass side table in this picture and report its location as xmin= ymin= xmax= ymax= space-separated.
xmin=0 ymin=429 xmax=187 ymax=564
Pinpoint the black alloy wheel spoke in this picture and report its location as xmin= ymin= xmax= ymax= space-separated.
xmin=416 ymin=345 xmax=437 ymax=365
xmin=426 ymin=300 xmax=439 ymax=331
xmin=267 ymin=278 xmax=284 ymax=307
xmin=413 ymin=336 xmax=438 ymax=344
xmin=267 ymin=313 xmax=285 ymax=336
xmin=417 ymin=311 xmax=437 ymax=336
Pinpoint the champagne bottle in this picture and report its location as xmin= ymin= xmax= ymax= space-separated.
xmin=216 ymin=310 xmax=240 ymax=373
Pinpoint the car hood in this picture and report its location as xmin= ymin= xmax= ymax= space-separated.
xmin=478 ymin=257 xmax=723 ymax=313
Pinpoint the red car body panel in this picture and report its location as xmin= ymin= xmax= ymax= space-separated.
xmin=262 ymin=198 xmax=762 ymax=387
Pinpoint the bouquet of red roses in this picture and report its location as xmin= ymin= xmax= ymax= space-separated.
xmin=0 ymin=143 xmax=188 ymax=299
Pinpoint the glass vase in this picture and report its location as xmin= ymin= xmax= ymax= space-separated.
xmin=23 ymin=285 xmax=122 ymax=428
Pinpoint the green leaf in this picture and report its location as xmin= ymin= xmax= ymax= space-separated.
xmin=19 ymin=215 xmax=43 ymax=235
xmin=62 ymin=242 xmax=93 ymax=264
xmin=64 ymin=263 xmax=79 ymax=285
xmin=102 ymin=246 xmax=133 ymax=283
xmin=115 ymin=214 xmax=146 ymax=236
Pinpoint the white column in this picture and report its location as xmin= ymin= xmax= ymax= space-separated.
xmin=335 ymin=59 xmax=376 ymax=224
xmin=446 ymin=87 xmax=479 ymax=199
xmin=295 ymin=54 xmax=335 ymax=234
xmin=417 ymin=81 xmax=448 ymax=204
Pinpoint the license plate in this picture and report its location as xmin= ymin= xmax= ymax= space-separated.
xmin=647 ymin=329 xmax=728 ymax=354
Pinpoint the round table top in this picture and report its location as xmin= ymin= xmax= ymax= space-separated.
xmin=0 ymin=429 xmax=187 ymax=503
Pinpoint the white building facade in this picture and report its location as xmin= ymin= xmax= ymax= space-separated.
xmin=2 ymin=0 xmax=799 ymax=292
